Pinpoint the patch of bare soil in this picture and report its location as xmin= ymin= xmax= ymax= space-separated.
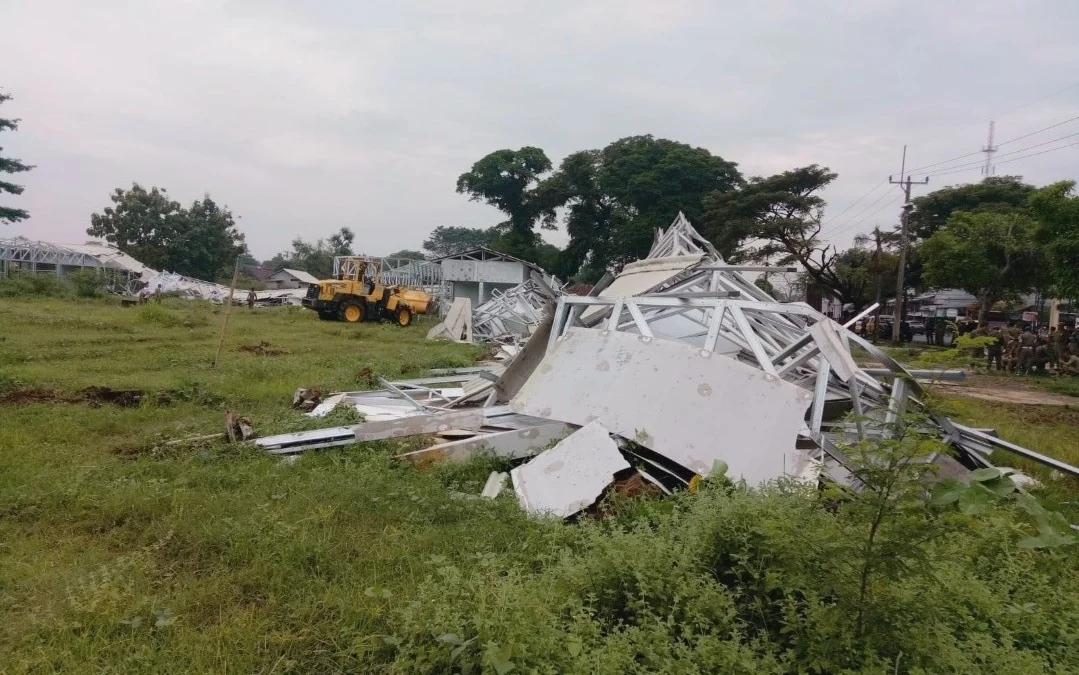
xmin=237 ymin=341 xmax=288 ymax=356
xmin=932 ymin=377 xmax=1077 ymax=407
xmin=0 ymin=388 xmax=64 ymax=405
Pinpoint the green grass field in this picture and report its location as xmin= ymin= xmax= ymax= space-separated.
xmin=2 ymin=298 xmax=1077 ymax=674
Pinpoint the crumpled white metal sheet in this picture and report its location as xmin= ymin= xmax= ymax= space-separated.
xmin=509 ymin=421 xmax=629 ymax=518
xmin=581 ymin=255 xmax=705 ymax=323
xmin=511 ymin=328 xmax=814 ymax=483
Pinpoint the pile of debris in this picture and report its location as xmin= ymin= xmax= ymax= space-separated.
xmin=471 ymin=276 xmax=562 ymax=343
xmin=427 ymin=298 xmax=473 ymax=342
xmin=249 ymin=214 xmax=1079 ymax=519
xmin=142 ymin=272 xmax=235 ymax=302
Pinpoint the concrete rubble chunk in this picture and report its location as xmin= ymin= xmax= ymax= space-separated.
xmin=510 ymin=422 xmax=630 ymax=519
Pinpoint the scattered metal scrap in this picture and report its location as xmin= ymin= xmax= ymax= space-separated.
xmin=471 ymin=276 xmax=562 ymax=343
xmin=249 ymin=213 xmax=1079 ymax=518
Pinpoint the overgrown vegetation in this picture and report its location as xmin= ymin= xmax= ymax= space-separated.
xmin=1 ymin=298 xmax=1077 ymax=673
xmin=0 ymin=271 xmax=113 ymax=299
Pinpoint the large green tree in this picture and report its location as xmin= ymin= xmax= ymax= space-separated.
xmin=920 ymin=211 xmax=1045 ymax=323
xmin=699 ymin=165 xmax=881 ymax=306
xmin=421 ymin=226 xmax=496 ymax=257
xmin=456 ymin=147 xmax=558 ymax=261
xmin=87 ymin=184 xmax=246 ymax=279
xmin=543 ymin=136 xmax=741 ymax=277
xmin=1 ymin=92 xmax=33 ymax=224
xmin=1029 ymin=181 xmax=1079 ymax=300
xmin=908 ymin=176 xmax=1035 ymax=240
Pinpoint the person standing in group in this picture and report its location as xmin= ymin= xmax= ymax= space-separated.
xmin=986 ymin=325 xmax=1004 ymax=371
xmin=1049 ymin=326 xmax=1062 ymax=370
xmin=1017 ymin=326 xmax=1037 ymax=375
xmin=1001 ymin=321 xmax=1020 ymax=373
xmin=934 ymin=319 xmax=947 ymax=348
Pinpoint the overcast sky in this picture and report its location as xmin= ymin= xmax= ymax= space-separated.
xmin=2 ymin=0 xmax=1077 ymax=260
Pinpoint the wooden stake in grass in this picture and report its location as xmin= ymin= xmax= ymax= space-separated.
xmin=212 ymin=258 xmax=242 ymax=369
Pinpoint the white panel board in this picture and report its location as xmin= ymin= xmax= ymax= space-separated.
xmin=395 ymin=422 xmax=574 ymax=466
xmin=511 ymin=328 xmax=813 ymax=483
xmin=442 ymin=259 xmax=526 ymax=284
xmin=509 ymin=422 xmax=629 ymax=518
xmin=353 ymin=409 xmax=485 ymax=442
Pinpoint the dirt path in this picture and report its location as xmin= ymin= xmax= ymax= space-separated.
xmin=927 ymin=373 xmax=1078 ymax=406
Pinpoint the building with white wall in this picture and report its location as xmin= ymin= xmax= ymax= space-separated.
xmin=433 ymin=247 xmax=544 ymax=306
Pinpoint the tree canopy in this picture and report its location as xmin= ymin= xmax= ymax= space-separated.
xmin=1029 ymin=181 xmax=1079 ymax=300
xmin=87 ymin=184 xmax=246 ymax=280
xmin=456 ymin=147 xmax=558 ymax=261
xmin=920 ymin=211 xmax=1045 ymax=322
xmin=0 ymin=92 xmax=33 ymax=224
xmin=542 ymin=136 xmax=742 ymax=277
xmin=266 ymin=227 xmax=355 ymax=279
xmin=908 ymin=176 xmax=1035 ymax=240
xmin=386 ymin=249 xmax=426 ymax=260
xmin=422 ymin=226 xmax=495 ymax=257
xmin=699 ymin=165 xmax=882 ymax=306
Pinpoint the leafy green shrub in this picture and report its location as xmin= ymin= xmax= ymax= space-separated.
xmin=67 ymin=269 xmax=107 ymax=297
xmin=0 ymin=273 xmax=70 ymax=298
xmin=154 ymin=380 xmax=225 ymax=408
xmin=372 ymin=415 xmax=1079 ymax=675
xmin=908 ymin=333 xmax=996 ymax=368
xmin=137 ymin=303 xmax=182 ymax=327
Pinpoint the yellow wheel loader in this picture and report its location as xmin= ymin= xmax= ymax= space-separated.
xmin=301 ymin=257 xmax=433 ymax=326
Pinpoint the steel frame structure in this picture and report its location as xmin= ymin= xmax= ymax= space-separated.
xmin=472 ymin=279 xmax=560 ymax=342
xmin=331 ymin=256 xmax=444 ymax=289
xmin=541 ymin=214 xmax=1079 ymax=480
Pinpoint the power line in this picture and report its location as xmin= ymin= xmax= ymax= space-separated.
xmin=825 ymin=184 xmax=902 ymax=234
xmin=923 ymin=141 xmax=1079 ymax=179
xmin=997 ymin=115 xmax=1079 ymax=147
xmin=834 ymin=135 xmax=1079 ymax=241
xmin=821 ymin=180 xmax=888 ymax=226
xmin=901 ymin=113 xmax=1079 ymax=174
xmin=919 ymin=131 xmax=1079 ymax=177
xmin=828 ymin=193 xmax=904 ymax=240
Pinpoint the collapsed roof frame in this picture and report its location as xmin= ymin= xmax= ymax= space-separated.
xmin=538 ymin=211 xmax=1079 ymax=480
xmin=331 ymin=256 xmax=444 ymax=289
xmin=0 ymin=236 xmax=146 ymax=275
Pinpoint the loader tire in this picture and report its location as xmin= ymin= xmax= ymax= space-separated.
xmin=341 ymin=302 xmax=365 ymax=323
xmin=396 ymin=306 xmax=413 ymax=327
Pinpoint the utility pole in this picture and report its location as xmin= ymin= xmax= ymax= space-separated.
xmin=888 ymin=145 xmax=929 ymax=344
xmin=981 ymin=120 xmax=997 ymax=176
xmin=871 ymin=226 xmax=885 ymax=343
